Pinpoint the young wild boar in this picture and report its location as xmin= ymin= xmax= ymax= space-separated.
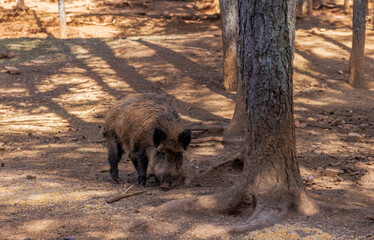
xmin=103 ymin=93 xmax=191 ymax=190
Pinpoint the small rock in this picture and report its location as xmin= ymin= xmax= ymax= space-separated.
xmin=0 ymin=52 xmax=8 ymax=58
xmin=0 ymin=146 xmax=5 ymax=151
xmin=0 ymin=162 xmax=4 ymax=167
xmin=311 ymin=185 xmax=318 ymax=190
xmin=338 ymin=70 xmax=344 ymax=74
xmin=26 ymin=175 xmax=37 ymax=180
xmin=324 ymin=167 xmax=343 ymax=177
xmin=4 ymin=66 xmax=20 ymax=75
xmin=346 ymin=132 xmax=362 ymax=142
xmin=316 ymin=167 xmax=324 ymax=174
xmin=359 ymin=170 xmax=374 ymax=187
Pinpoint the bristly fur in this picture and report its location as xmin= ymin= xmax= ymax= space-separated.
xmin=103 ymin=93 xmax=191 ymax=188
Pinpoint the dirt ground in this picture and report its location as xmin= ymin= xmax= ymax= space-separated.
xmin=0 ymin=0 xmax=374 ymax=239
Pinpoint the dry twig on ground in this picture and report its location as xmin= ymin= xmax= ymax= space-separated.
xmin=106 ymin=185 xmax=147 ymax=203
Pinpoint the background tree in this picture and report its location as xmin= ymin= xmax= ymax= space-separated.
xmin=157 ymin=0 xmax=317 ymax=234
xmin=343 ymin=0 xmax=350 ymax=14
xmin=219 ymin=0 xmax=245 ymax=140
xmin=308 ymin=0 xmax=313 ymax=15
xmin=15 ymin=0 xmax=26 ymax=10
xmin=219 ymin=0 xmax=238 ymax=92
xmin=349 ymin=0 xmax=367 ymax=88
xmin=58 ymin=0 xmax=67 ymax=38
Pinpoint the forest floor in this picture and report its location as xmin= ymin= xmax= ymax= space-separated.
xmin=0 ymin=0 xmax=374 ymax=239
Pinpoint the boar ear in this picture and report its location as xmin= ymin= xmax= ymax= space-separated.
xmin=178 ymin=129 xmax=191 ymax=150
xmin=153 ymin=127 xmax=167 ymax=147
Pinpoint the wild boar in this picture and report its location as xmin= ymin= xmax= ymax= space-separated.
xmin=103 ymin=93 xmax=191 ymax=190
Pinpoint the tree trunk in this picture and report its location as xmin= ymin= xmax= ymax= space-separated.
xmin=58 ymin=0 xmax=67 ymax=38
xmin=235 ymin=0 xmax=316 ymax=223
xmin=156 ymin=0 xmax=317 ymax=234
xmin=220 ymin=0 xmax=245 ymax=139
xmin=288 ymin=0 xmax=298 ymax=60
xmin=223 ymin=67 xmax=245 ymax=139
xmin=349 ymin=0 xmax=367 ymax=88
xmin=220 ymin=0 xmax=238 ymax=92
xmin=307 ymin=0 xmax=313 ymax=15
xmin=344 ymin=0 xmax=350 ymax=13
xmin=15 ymin=0 xmax=26 ymax=10
xmin=225 ymin=0 xmax=298 ymax=138
xmin=297 ymin=0 xmax=304 ymax=15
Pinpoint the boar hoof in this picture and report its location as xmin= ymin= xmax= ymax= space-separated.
xmin=138 ymin=176 xmax=146 ymax=187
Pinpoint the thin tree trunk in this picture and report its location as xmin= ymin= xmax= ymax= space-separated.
xmin=58 ymin=0 xmax=67 ymax=38
xmin=220 ymin=0 xmax=245 ymax=139
xmin=15 ymin=0 xmax=26 ymax=10
xmin=220 ymin=0 xmax=238 ymax=92
xmin=344 ymin=0 xmax=350 ymax=13
xmin=297 ymin=0 xmax=304 ymax=15
xmin=349 ymin=0 xmax=367 ymax=88
xmin=307 ymin=0 xmax=313 ymax=15
xmin=288 ymin=0 xmax=298 ymax=60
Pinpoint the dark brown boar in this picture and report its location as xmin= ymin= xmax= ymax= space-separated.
xmin=103 ymin=93 xmax=191 ymax=190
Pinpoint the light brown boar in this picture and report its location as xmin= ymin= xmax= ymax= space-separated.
xmin=103 ymin=93 xmax=191 ymax=190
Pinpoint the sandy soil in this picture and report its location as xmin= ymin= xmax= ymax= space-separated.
xmin=0 ymin=0 xmax=373 ymax=239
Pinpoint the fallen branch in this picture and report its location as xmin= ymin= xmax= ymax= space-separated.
xmin=106 ymin=185 xmax=146 ymax=203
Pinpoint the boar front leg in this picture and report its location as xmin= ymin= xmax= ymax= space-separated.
xmin=134 ymin=150 xmax=149 ymax=187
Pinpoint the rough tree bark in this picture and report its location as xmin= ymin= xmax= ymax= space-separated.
xmin=224 ymin=0 xmax=297 ymax=140
xmin=156 ymin=0 xmax=317 ymax=235
xmin=58 ymin=0 xmax=67 ymax=38
xmin=349 ymin=0 xmax=367 ymax=88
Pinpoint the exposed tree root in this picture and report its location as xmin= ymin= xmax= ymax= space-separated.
xmin=191 ymin=203 xmax=289 ymax=238
xmin=156 ymin=184 xmax=246 ymax=218
xmin=188 ymin=124 xmax=226 ymax=132
xmin=199 ymin=151 xmax=243 ymax=178
xmin=191 ymin=136 xmax=244 ymax=144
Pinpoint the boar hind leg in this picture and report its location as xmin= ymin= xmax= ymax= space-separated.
xmin=134 ymin=150 xmax=149 ymax=187
xmin=107 ymin=137 xmax=123 ymax=183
